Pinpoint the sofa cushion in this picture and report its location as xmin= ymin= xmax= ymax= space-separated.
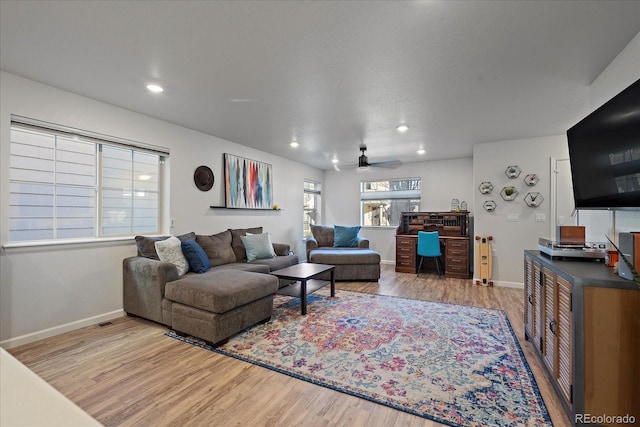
xmin=181 ymin=239 xmax=211 ymax=273
xmin=309 ymin=248 xmax=381 ymax=265
xmin=210 ymin=262 xmax=271 ymax=274
xmin=334 ymin=225 xmax=361 ymax=247
xmin=196 ymin=230 xmax=237 ymax=266
xmin=229 ymin=227 xmax=263 ymax=261
xmin=165 ymin=270 xmax=278 ymax=314
xmin=311 ymin=225 xmax=334 ymax=248
xmin=155 ymin=236 xmax=189 ymax=276
xmin=135 ymin=232 xmax=195 ymax=259
xmin=250 ymin=253 xmax=299 ymax=271
xmin=241 ymin=232 xmax=277 ymax=261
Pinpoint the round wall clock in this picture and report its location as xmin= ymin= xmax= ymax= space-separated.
xmin=194 ymin=165 xmax=214 ymax=191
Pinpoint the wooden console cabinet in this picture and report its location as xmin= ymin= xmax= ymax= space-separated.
xmin=396 ymin=212 xmax=470 ymax=278
xmin=524 ymin=251 xmax=639 ymax=426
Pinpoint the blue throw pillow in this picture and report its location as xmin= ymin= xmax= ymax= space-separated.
xmin=333 ymin=225 xmax=361 ymax=247
xmin=181 ymin=239 xmax=211 ymax=273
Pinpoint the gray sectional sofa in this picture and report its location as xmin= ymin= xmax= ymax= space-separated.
xmin=123 ymin=227 xmax=298 ymax=345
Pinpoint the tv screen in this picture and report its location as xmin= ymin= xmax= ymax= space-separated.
xmin=567 ymin=79 xmax=640 ymax=209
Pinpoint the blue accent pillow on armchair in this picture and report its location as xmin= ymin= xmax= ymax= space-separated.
xmin=333 ymin=225 xmax=361 ymax=247
xmin=181 ymin=239 xmax=211 ymax=273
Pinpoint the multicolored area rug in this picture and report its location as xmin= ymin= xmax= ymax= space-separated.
xmin=166 ymin=289 xmax=552 ymax=427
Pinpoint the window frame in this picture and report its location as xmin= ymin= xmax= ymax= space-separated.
xmin=303 ymin=179 xmax=321 ymax=237
xmin=6 ymin=116 xmax=168 ymax=247
xmin=360 ymin=177 xmax=421 ymax=228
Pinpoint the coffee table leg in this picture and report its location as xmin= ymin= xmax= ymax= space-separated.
xmin=330 ymin=268 xmax=335 ymax=297
xmin=301 ymin=279 xmax=307 ymax=315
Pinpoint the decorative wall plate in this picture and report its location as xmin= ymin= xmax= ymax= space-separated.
xmin=505 ymin=165 xmax=521 ymax=179
xmin=524 ymin=192 xmax=544 ymax=207
xmin=483 ymin=200 xmax=497 ymax=212
xmin=524 ymin=174 xmax=539 ymax=186
xmin=500 ymin=186 xmax=518 ymax=201
xmin=194 ymin=165 xmax=214 ymax=191
xmin=478 ymin=182 xmax=494 ymax=194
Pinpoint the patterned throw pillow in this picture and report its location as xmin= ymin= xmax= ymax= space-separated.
xmin=135 ymin=232 xmax=196 ymax=259
xmin=154 ymin=236 xmax=189 ymax=276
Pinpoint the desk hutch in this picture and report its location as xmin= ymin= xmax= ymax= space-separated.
xmin=395 ymin=211 xmax=470 ymax=278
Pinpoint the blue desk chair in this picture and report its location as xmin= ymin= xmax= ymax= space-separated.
xmin=417 ymin=231 xmax=443 ymax=278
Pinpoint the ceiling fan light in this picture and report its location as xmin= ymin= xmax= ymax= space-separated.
xmin=146 ymin=83 xmax=164 ymax=93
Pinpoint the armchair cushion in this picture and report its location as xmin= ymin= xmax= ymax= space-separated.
xmin=311 ymin=225 xmax=334 ymax=248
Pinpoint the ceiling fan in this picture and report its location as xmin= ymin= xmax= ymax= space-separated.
xmin=356 ymin=145 xmax=402 ymax=171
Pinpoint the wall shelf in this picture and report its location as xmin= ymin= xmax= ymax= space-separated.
xmin=210 ymin=206 xmax=281 ymax=211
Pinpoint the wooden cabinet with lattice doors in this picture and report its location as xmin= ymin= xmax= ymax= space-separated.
xmin=542 ymin=267 xmax=573 ymax=409
xmin=524 ymin=251 xmax=639 ymax=425
xmin=524 ymin=257 xmax=544 ymax=353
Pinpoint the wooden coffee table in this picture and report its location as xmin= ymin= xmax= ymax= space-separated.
xmin=271 ymin=263 xmax=335 ymax=315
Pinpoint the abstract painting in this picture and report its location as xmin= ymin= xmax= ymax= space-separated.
xmin=224 ymin=153 xmax=273 ymax=209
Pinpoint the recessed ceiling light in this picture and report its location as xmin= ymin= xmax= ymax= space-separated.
xmin=417 ymin=149 xmax=426 ymax=155
xmin=332 ymin=158 xmax=339 ymax=164
xmin=396 ymin=124 xmax=409 ymax=132
xmin=290 ymin=141 xmax=299 ymax=148
xmin=146 ymin=84 xmax=164 ymax=93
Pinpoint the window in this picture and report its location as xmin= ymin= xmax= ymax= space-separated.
xmin=303 ymin=180 xmax=321 ymax=237
xmin=9 ymin=120 xmax=165 ymax=243
xmin=360 ymin=178 xmax=421 ymax=227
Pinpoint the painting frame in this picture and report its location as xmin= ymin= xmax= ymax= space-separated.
xmin=224 ymin=153 xmax=273 ymax=209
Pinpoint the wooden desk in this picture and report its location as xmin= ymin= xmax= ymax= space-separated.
xmin=395 ymin=234 xmax=470 ymax=278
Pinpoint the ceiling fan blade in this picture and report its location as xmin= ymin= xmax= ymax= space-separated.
xmin=369 ymin=159 xmax=403 ymax=169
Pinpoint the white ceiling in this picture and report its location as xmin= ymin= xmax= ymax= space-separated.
xmin=1 ymin=1 xmax=639 ymax=170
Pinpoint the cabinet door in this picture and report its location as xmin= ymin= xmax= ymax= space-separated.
xmin=543 ymin=267 xmax=558 ymax=376
xmin=524 ymin=256 xmax=534 ymax=340
xmin=533 ymin=261 xmax=544 ymax=350
xmin=556 ymin=276 xmax=573 ymax=408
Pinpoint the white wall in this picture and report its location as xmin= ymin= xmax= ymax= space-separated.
xmin=0 ymin=71 xmax=323 ymax=348
xmin=578 ymin=32 xmax=640 ymax=240
xmin=323 ymin=158 xmax=474 ymax=263
xmin=473 ymin=136 xmax=569 ymax=287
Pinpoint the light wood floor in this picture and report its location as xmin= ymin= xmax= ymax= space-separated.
xmin=9 ymin=265 xmax=571 ymax=427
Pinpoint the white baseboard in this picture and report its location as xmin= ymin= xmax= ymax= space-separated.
xmin=381 ymin=259 xmax=395 ymax=265
xmin=472 ymin=277 xmax=524 ymax=289
xmin=0 ymin=310 xmax=125 ymax=349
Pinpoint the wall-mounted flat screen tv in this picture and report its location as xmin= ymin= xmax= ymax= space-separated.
xmin=567 ymin=79 xmax=640 ymax=209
